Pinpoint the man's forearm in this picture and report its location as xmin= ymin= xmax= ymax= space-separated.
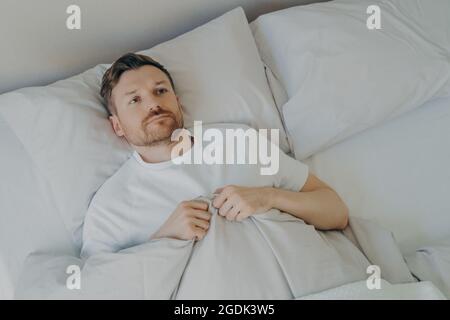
xmin=267 ymin=187 xmax=349 ymax=230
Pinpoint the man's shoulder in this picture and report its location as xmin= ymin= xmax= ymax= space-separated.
xmin=90 ymin=154 xmax=137 ymax=204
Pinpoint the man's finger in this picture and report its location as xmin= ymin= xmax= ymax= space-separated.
xmin=219 ymin=199 xmax=234 ymax=216
xmin=190 ymin=209 xmax=212 ymax=221
xmin=193 ymin=218 xmax=209 ymax=230
xmin=194 ymin=227 xmax=206 ymax=241
xmin=226 ymin=205 xmax=240 ymax=221
xmin=213 ymin=190 xmax=228 ymax=208
xmin=186 ymin=200 xmax=209 ymax=211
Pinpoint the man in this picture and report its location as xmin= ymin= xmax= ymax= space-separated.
xmin=80 ymin=53 xmax=349 ymax=259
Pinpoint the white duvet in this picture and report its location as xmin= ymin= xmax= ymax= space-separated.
xmin=15 ymin=196 xmax=418 ymax=299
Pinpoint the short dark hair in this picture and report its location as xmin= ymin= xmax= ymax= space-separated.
xmin=100 ymin=53 xmax=175 ymax=116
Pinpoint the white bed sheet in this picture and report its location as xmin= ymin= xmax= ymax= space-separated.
xmin=297 ymin=280 xmax=446 ymax=300
xmin=303 ymin=95 xmax=450 ymax=255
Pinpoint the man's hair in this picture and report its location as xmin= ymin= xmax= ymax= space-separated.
xmin=100 ymin=53 xmax=175 ymax=116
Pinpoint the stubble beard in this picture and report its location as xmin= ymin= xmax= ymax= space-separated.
xmin=139 ymin=115 xmax=183 ymax=147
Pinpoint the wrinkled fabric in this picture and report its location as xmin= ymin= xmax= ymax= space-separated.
xmin=15 ymin=195 xmax=415 ymax=299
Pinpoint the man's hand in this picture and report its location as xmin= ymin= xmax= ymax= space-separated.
xmin=212 ymin=185 xmax=273 ymax=222
xmin=150 ymin=200 xmax=211 ymax=241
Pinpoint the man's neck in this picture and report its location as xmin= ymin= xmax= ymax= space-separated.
xmin=134 ymin=136 xmax=194 ymax=164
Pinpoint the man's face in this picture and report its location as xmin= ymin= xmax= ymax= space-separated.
xmin=109 ymin=65 xmax=183 ymax=147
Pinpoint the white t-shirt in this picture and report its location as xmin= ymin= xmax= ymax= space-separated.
xmin=80 ymin=123 xmax=309 ymax=259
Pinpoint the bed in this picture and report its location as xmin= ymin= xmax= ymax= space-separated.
xmin=1 ymin=0 xmax=449 ymax=299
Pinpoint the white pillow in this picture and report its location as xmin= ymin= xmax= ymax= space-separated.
xmin=263 ymin=64 xmax=288 ymax=117
xmin=137 ymin=7 xmax=289 ymax=152
xmin=0 ymin=116 xmax=79 ymax=299
xmin=0 ymin=6 xmax=288 ymax=257
xmin=249 ymin=23 xmax=289 ymax=114
xmin=252 ymin=0 xmax=450 ymax=159
xmin=262 ymin=64 xmax=293 ymax=153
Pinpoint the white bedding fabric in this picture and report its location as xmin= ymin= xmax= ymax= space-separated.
xmin=297 ymin=280 xmax=446 ymax=300
xmin=302 ymin=96 xmax=450 ymax=256
xmin=405 ymin=244 xmax=450 ymax=298
xmin=14 ymin=197 xmax=416 ymax=299
xmin=252 ymin=0 xmax=450 ymax=160
xmin=0 ymin=115 xmax=78 ymax=300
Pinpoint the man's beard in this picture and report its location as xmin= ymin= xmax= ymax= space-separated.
xmin=134 ymin=113 xmax=183 ymax=147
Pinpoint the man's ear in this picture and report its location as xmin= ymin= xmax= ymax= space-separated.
xmin=177 ymin=96 xmax=186 ymax=116
xmin=176 ymin=96 xmax=185 ymax=127
xmin=109 ymin=114 xmax=125 ymax=137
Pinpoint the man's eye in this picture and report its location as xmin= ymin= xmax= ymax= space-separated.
xmin=129 ymin=97 xmax=140 ymax=104
xmin=156 ymin=88 xmax=168 ymax=95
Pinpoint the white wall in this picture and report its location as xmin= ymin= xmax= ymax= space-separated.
xmin=0 ymin=0 xmax=326 ymax=94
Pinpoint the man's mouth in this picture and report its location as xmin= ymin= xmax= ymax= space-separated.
xmin=145 ymin=114 xmax=172 ymax=126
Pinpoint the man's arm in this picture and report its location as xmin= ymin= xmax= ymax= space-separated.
xmin=213 ymin=173 xmax=349 ymax=231
xmin=268 ymin=173 xmax=349 ymax=230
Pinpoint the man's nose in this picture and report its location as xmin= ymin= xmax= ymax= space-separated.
xmin=147 ymin=104 xmax=162 ymax=114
